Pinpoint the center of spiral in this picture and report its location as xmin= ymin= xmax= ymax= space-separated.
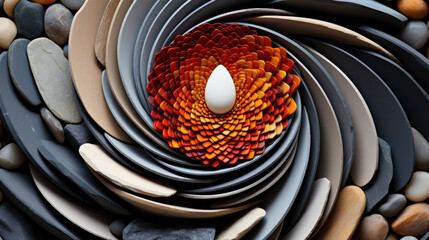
xmin=204 ymin=65 xmax=236 ymax=115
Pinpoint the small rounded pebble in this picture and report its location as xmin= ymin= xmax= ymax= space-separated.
xmin=355 ymin=214 xmax=389 ymax=240
xmin=31 ymin=0 xmax=56 ymax=4
xmin=63 ymin=44 xmax=68 ymax=58
xmin=40 ymin=107 xmax=65 ymax=143
xmin=378 ymin=194 xmax=408 ymax=218
xmin=3 ymin=0 xmax=19 ymax=18
xmin=412 ymin=128 xmax=429 ymax=170
xmin=0 ymin=143 xmax=27 ymax=169
xmin=397 ymin=0 xmax=429 ymax=19
xmin=404 ymin=171 xmax=429 ymax=202
xmin=400 ymin=237 xmax=418 ymax=240
xmin=0 ymin=18 xmax=17 ymax=50
xmin=109 ymin=219 xmax=130 ymax=238
xmin=44 ymin=3 xmax=73 ymax=46
xmin=60 ymin=0 xmax=84 ymax=10
xmin=392 ymin=203 xmax=429 ymax=236
xmin=14 ymin=0 xmax=45 ymax=40
xmin=399 ymin=21 xmax=429 ymax=49
xmin=387 ymin=233 xmax=400 ymax=240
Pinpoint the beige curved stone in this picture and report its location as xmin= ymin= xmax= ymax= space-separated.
xmin=3 ymin=0 xmax=19 ymax=18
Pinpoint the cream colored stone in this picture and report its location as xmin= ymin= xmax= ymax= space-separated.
xmin=0 ymin=18 xmax=17 ymax=49
xmin=3 ymin=0 xmax=19 ymax=18
xmin=215 ymin=208 xmax=266 ymax=240
xmin=404 ymin=171 xmax=429 ymax=202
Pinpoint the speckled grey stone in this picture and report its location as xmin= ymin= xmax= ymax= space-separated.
xmin=0 ymin=143 xmax=26 ymax=169
xmin=14 ymin=0 xmax=45 ymax=40
xmin=399 ymin=21 xmax=429 ymax=50
xmin=60 ymin=0 xmax=84 ymax=10
xmin=109 ymin=219 xmax=130 ymax=239
xmin=412 ymin=128 xmax=429 ymax=171
xmin=44 ymin=4 xmax=73 ymax=46
xmin=40 ymin=107 xmax=65 ymax=143
xmin=123 ymin=219 xmax=216 ymax=240
xmin=27 ymin=38 xmax=82 ymax=124
xmin=378 ymin=194 xmax=407 ymax=218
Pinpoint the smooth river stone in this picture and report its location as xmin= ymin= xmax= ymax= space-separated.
xmin=0 ymin=143 xmax=26 ymax=169
xmin=378 ymin=194 xmax=407 ymax=218
xmin=27 ymin=38 xmax=82 ymax=123
xmin=3 ymin=0 xmax=19 ymax=17
xmin=313 ymin=186 xmax=366 ymax=240
xmin=123 ymin=219 xmax=216 ymax=240
xmin=44 ymin=4 xmax=73 ymax=46
xmin=355 ymin=214 xmax=389 ymax=240
xmin=404 ymin=171 xmax=429 ymax=202
xmin=392 ymin=203 xmax=429 ymax=236
xmin=14 ymin=0 xmax=45 ymax=40
xmin=0 ymin=18 xmax=17 ymax=50
xmin=109 ymin=219 xmax=130 ymax=239
xmin=60 ymin=0 xmax=84 ymax=10
xmin=399 ymin=21 xmax=429 ymax=49
xmin=40 ymin=107 xmax=65 ymax=143
xmin=401 ymin=237 xmax=418 ymax=240
xmin=364 ymin=138 xmax=393 ymax=213
xmin=412 ymin=128 xmax=429 ymax=171
xmin=8 ymin=39 xmax=42 ymax=106
xmin=216 ymin=208 xmax=266 ymax=240
xmin=64 ymin=122 xmax=94 ymax=152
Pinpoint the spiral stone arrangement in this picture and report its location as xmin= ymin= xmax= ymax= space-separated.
xmin=0 ymin=0 xmax=428 ymax=239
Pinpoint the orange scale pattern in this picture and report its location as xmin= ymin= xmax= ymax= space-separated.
xmin=147 ymin=23 xmax=300 ymax=167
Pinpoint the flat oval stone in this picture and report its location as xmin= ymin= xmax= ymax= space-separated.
xmin=0 ymin=18 xmax=17 ymax=49
xmin=3 ymin=0 xmax=19 ymax=18
xmin=60 ymin=0 xmax=84 ymax=10
xmin=392 ymin=203 xmax=429 ymax=236
xmin=7 ymin=38 xmax=42 ymax=106
xmin=40 ymin=107 xmax=64 ymax=143
xmin=401 ymin=237 xmax=418 ymax=240
xmin=44 ymin=3 xmax=73 ymax=46
xmin=313 ymin=186 xmax=366 ymax=240
xmin=0 ymin=143 xmax=26 ymax=169
xmin=216 ymin=208 xmax=266 ymax=240
xmin=399 ymin=21 xmax=429 ymax=49
xmin=95 ymin=0 xmax=119 ymax=66
xmin=378 ymin=194 xmax=407 ymax=218
xmin=27 ymin=38 xmax=82 ymax=123
xmin=404 ymin=171 xmax=429 ymax=202
xmin=412 ymin=128 xmax=429 ymax=170
xmin=355 ymin=214 xmax=389 ymax=240
xmin=14 ymin=0 xmax=45 ymax=40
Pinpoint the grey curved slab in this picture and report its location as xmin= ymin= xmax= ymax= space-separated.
xmin=104 ymin=133 xmax=216 ymax=184
xmin=38 ymin=140 xmax=132 ymax=216
xmin=281 ymin=72 xmax=320 ymax=234
xmin=231 ymin=20 xmax=353 ymax=187
xmin=350 ymin=48 xmax=429 ymax=141
xmin=0 ymin=168 xmax=90 ymax=240
xmin=304 ymin=39 xmax=414 ymax=192
xmin=8 ymin=38 xmax=42 ymax=106
xmin=137 ymin=0 xmax=185 ymax=113
xmin=267 ymin=0 xmax=407 ymax=29
xmin=357 ymin=26 xmax=429 ymax=95
xmin=177 ymin=129 xmax=299 ymax=199
xmin=0 ymin=51 xmax=88 ymax=203
xmin=247 ymin=105 xmax=311 ymax=239
xmin=73 ymin=85 xmax=145 ymax=175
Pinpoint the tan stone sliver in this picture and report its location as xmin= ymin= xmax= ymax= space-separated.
xmin=95 ymin=0 xmax=120 ymax=66
xmin=311 ymin=186 xmax=366 ymax=240
xmin=79 ymin=143 xmax=176 ymax=198
xmin=215 ymin=208 xmax=266 ymax=240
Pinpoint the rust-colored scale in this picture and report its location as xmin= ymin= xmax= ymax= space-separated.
xmin=147 ymin=23 xmax=300 ymax=167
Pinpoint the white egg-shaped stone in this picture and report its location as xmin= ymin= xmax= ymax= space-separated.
xmin=205 ymin=65 xmax=236 ymax=114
